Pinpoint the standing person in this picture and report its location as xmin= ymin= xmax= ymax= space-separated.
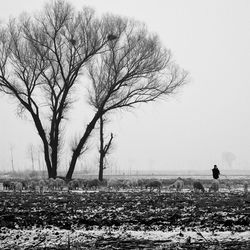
xmin=212 ymin=165 xmax=220 ymax=179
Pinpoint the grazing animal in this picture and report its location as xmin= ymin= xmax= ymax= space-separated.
xmin=68 ymin=179 xmax=80 ymax=191
xmin=14 ymin=182 xmax=23 ymax=194
xmin=80 ymin=179 xmax=89 ymax=190
xmin=193 ymin=181 xmax=205 ymax=193
xmin=3 ymin=180 xmax=12 ymax=190
xmin=28 ymin=180 xmax=37 ymax=191
xmin=145 ymin=180 xmax=162 ymax=192
xmin=137 ymin=179 xmax=146 ymax=190
xmin=47 ymin=178 xmax=57 ymax=191
xmin=209 ymin=179 xmax=219 ymax=192
xmin=21 ymin=180 xmax=29 ymax=190
xmin=225 ymin=182 xmax=231 ymax=191
xmin=55 ymin=178 xmax=64 ymax=191
xmin=87 ymin=179 xmax=100 ymax=190
xmin=38 ymin=179 xmax=46 ymax=193
xmin=169 ymin=178 xmax=184 ymax=192
xmin=107 ymin=179 xmax=124 ymax=191
xmin=124 ymin=179 xmax=138 ymax=189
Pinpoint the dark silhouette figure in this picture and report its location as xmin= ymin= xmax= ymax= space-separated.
xmin=212 ymin=165 xmax=220 ymax=179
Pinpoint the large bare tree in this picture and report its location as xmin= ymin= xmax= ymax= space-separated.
xmin=65 ymin=17 xmax=188 ymax=180
xmin=0 ymin=1 xmax=187 ymax=180
xmin=0 ymin=1 xmax=116 ymax=178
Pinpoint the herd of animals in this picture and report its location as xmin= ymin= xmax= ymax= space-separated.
xmin=1 ymin=177 xmax=249 ymax=195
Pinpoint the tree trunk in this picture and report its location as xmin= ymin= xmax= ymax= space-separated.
xmin=48 ymin=166 xmax=57 ymax=179
xmin=98 ymin=115 xmax=105 ymax=181
xmin=98 ymin=116 xmax=114 ymax=182
xmin=30 ymin=111 xmax=53 ymax=178
xmin=66 ymin=112 xmax=101 ymax=180
xmin=98 ymin=157 xmax=104 ymax=181
xmin=50 ymin=143 xmax=58 ymax=179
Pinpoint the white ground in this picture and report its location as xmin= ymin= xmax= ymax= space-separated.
xmin=1 ymin=227 xmax=250 ymax=248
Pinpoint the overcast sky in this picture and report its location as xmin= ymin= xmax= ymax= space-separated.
xmin=0 ymin=0 xmax=250 ymax=174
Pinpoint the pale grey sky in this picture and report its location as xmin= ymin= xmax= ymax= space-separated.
xmin=0 ymin=0 xmax=250 ymax=174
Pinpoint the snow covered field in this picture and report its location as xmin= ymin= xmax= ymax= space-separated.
xmin=0 ymin=179 xmax=250 ymax=249
xmin=1 ymin=227 xmax=250 ymax=249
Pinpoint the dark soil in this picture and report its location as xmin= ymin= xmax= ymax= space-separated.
xmin=1 ymin=190 xmax=250 ymax=249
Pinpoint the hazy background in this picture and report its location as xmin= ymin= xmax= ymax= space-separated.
xmin=0 ymin=0 xmax=250 ymax=175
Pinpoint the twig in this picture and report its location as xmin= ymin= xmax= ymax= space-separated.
xmin=195 ymin=229 xmax=210 ymax=242
xmin=26 ymin=237 xmax=46 ymax=249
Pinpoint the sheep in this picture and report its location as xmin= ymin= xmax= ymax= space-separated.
xmin=80 ymin=179 xmax=89 ymax=190
xmin=193 ymin=181 xmax=205 ymax=193
xmin=38 ymin=179 xmax=46 ymax=193
xmin=137 ymin=179 xmax=146 ymax=190
xmin=168 ymin=178 xmax=184 ymax=192
xmin=86 ymin=179 xmax=101 ymax=190
xmin=145 ymin=180 xmax=162 ymax=193
xmin=67 ymin=179 xmax=80 ymax=191
xmin=107 ymin=179 xmax=120 ymax=191
xmin=55 ymin=178 xmax=65 ymax=191
xmin=28 ymin=180 xmax=37 ymax=192
xmin=14 ymin=182 xmax=23 ymax=194
xmin=47 ymin=178 xmax=57 ymax=191
xmin=21 ymin=180 xmax=29 ymax=190
xmin=3 ymin=180 xmax=12 ymax=190
xmin=107 ymin=179 xmax=126 ymax=191
xmin=125 ymin=179 xmax=139 ymax=190
xmin=209 ymin=179 xmax=219 ymax=192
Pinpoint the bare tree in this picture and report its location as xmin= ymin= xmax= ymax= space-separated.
xmin=0 ymin=1 xmax=116 ymax=178
xmin=10 ymin=145 xmax=15 ymax=172
xmin=27 ymin=144 xmax=35 ymax=171
xmin=222 ymin=152 xmax=236 ymax=168
xmin=0 ymin=1 xmax=187 ymax=180
xmin=37 ymin=146 xmax=42 ymax=172
xmin=98 ymin=115 xmax=113 ymax=181
xmin=65 ymin=16 xmax=187 ymax=179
